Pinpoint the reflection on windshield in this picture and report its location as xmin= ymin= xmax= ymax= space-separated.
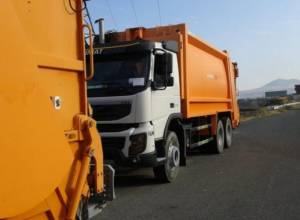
xmin=88 ymin=52 xmax=149 ymax=89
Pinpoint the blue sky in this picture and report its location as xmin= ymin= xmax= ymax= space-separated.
xmin=86 ymin=0 xmax=300 ymax=90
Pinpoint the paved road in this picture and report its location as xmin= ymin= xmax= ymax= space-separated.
xmin=95 ymin=107 xmax=300 ymax=220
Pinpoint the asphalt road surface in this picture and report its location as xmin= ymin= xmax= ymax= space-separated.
xmin=95 ymin=107 xmax=300 ymax=220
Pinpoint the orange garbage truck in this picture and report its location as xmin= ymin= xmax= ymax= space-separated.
xmin=0 ymin=1 xmax=114 ymax=219
xmin=87 ymin=23 xmax=240 ymax=182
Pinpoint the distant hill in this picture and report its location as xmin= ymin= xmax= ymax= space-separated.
xmin=239 ymin=79 xmax=300 ymax=99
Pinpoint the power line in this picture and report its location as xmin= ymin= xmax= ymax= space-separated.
xmin=156 ymin=0 xmax=162 ymax=25
xmin=130 ymin=0 xmax=139 ymax=27
xmin=104 ymin=0 xmax=118 ymax=30
xmin=83 ymin=1 xmax=95 ymax=35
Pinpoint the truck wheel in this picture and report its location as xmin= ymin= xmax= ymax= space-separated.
xmin=153 ymin=131 xmax=180 ymax=183
xmin=211 ymin=120 xmax=225 ymax=154
xmin=76 ymin=198 xmax=89 ymax=220
xmin=223 ymin=117 xmax=233 ymax=148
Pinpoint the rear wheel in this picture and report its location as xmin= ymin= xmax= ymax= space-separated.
xmin=153 ymin=131 xmax=180 ymax=183
xmin=223 ymin=117 xmax=233 ymax=148
xmin=211 ymin=120 xmax=225 ymax=154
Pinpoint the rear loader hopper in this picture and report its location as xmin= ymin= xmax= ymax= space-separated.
xmin=0 ymin=1 xmax=114 ymax=219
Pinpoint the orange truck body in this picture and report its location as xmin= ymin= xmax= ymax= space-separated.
xmin=0 ymin=0 xmax=105 ymax=219
xmin=106 ymin=24 xmax=240 ymax=127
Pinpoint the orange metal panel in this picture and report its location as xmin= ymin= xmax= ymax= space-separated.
xmin=185 ymin=34 xmax=229 ymax=117
xmin=0 ymin=0 xmax=104 ymax=219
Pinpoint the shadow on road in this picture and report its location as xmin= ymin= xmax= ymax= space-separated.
xmin=114 ymin=174 xmax=161 ymax=188
xmin=187 ymin=145 xmax=215 ymax=156
xmin=112 ymin=144 xmax=225 ymax=188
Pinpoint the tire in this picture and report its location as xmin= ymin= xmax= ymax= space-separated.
xmin=76 ymin=198 xmax=89 ymax=220
xmin=153 ymin=131 xmax=180 ymax=183
xmin=211 ymin=120 xmax=225 ymax=154
xmin=223 ymin=117 xmax=233 ymax=148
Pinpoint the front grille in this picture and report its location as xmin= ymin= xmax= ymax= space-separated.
xmin=92 ymin=104 xmax=131 ymax=121
xmin=97 ymin=123 xmax=139 ymax=133
xmin=101 ymin=137 xmax=125 ymax=150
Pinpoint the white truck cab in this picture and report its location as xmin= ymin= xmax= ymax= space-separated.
xmin=88 ymin=40 xmax=184 ymax=182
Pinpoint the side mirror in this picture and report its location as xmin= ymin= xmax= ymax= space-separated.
xmin=167 ymin=76 xmax=174 ymax=87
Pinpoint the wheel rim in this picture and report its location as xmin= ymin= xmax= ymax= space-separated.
xmin=166 ymin=137 xmax=180 ymax=175
xmin=168 ymin=144 xmax=180 ymax=168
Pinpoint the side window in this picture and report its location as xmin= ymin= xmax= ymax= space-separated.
xmin=154 ymin=54 xmax=166 ymax=88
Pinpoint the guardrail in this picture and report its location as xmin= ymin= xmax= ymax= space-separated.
xmin=268 ymin=102 xmax=300 ymax=110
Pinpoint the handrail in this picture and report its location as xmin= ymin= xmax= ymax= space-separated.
xmin=83 ymin=24 xmax=94 ymax=80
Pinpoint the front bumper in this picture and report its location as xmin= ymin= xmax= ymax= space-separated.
xmin=100 ymin=122 xmax=157 ymax=167
xmin=104 ymin=147 xmax=158 ymax=168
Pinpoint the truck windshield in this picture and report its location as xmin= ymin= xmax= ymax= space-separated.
xmin=88 ymin=52 xmax=150 ymax=97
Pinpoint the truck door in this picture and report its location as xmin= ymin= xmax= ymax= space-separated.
xmin=151 ymin=51 xmax=181 ymax=139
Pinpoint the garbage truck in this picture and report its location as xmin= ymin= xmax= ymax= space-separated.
xmin=87 ymin=22 xmax=240 ymax=182
xmin=0 ymin=1 xmax=114 ymax=219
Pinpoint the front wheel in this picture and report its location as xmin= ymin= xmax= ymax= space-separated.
xmin=153 ymin=131 xmax=180 ymax=183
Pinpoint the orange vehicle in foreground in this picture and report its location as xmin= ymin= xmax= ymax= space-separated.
xmin=0 ymin=1 xmax=113 ymax=219
xmin=87 ymin=23 xmax=240 ymax=182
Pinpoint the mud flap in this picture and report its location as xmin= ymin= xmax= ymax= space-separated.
xmin=104 ymin=164 xmax=115 ymax=201
xmin=86 ymin=164 xmax=115 ymax=219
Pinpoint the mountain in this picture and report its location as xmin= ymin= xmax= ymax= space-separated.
xmin=239 ymin=78 xmax=300 ymax=99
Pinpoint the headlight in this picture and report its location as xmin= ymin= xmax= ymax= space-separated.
xmin=129 ymin=133 xmax=147 ymax=156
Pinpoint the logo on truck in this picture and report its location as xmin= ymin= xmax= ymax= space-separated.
xmin=85 ymin=48 xmax=103 ymax=55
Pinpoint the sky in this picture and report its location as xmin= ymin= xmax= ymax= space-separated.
xmin=86 ymin=0 xmax=300 ymax=90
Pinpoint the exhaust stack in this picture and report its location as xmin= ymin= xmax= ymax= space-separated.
xmin=95 ymin=18 xmax=105 ymax=44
